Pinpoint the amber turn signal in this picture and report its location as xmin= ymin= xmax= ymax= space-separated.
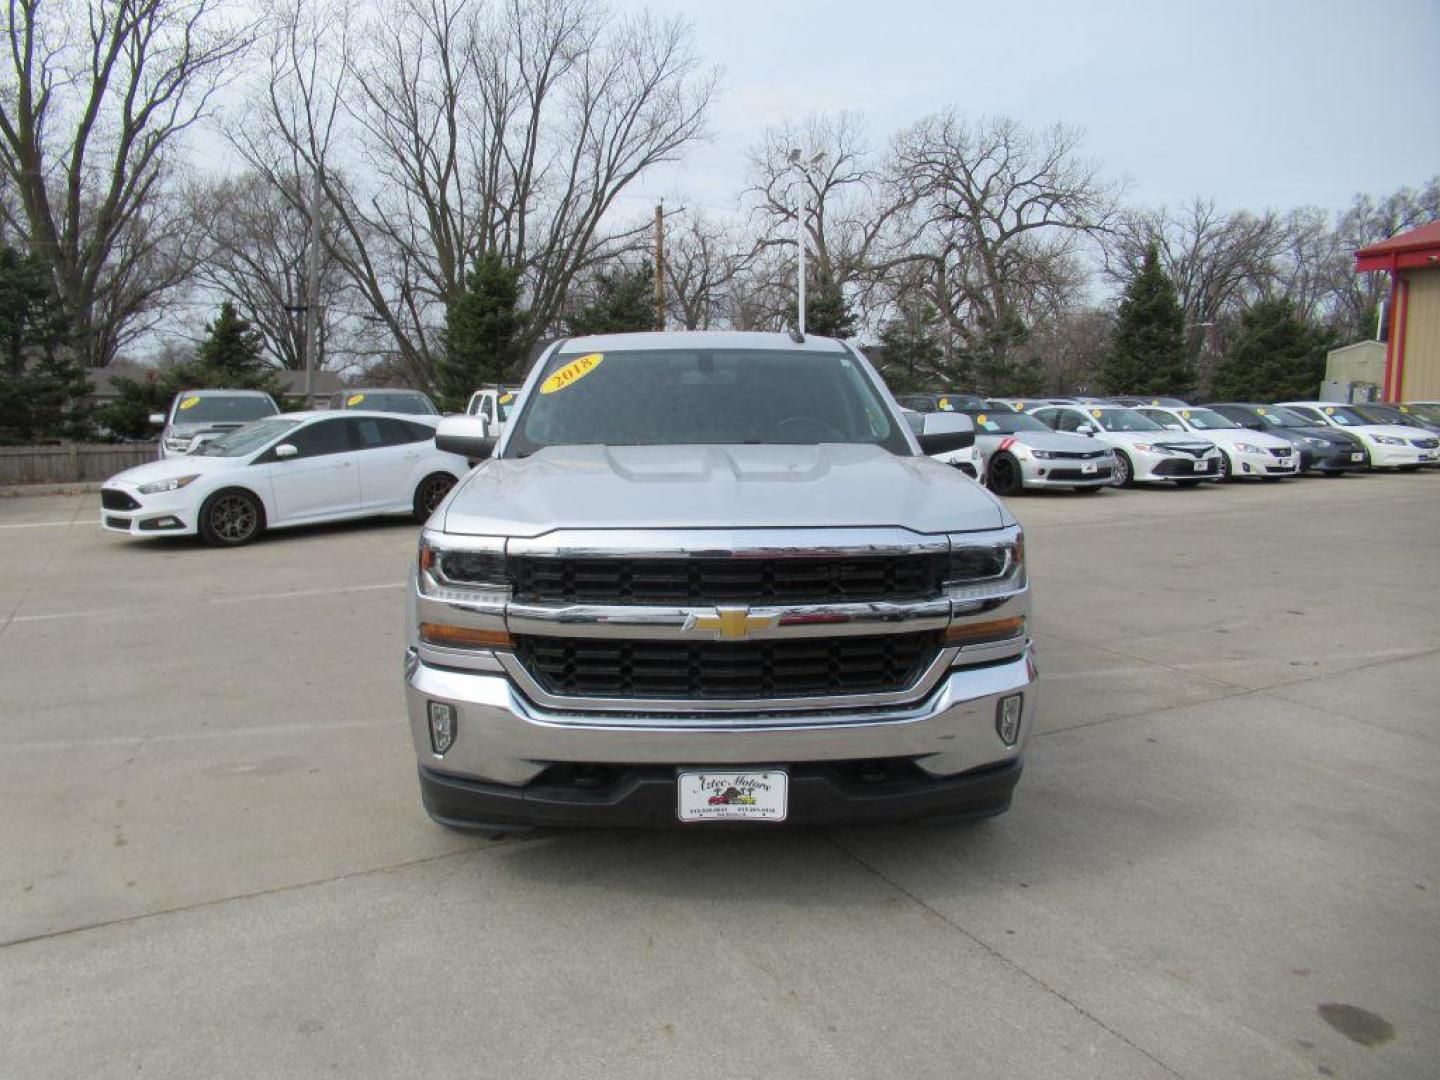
xmin=942 ymin=616 xmax=1026 ymax=646
xmin=419 ymin=622 xmax=514 ymax=649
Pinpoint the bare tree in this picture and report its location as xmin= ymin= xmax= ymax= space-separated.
xmin=234 ymin=0 xmax=716 ymax=388
xmin=1327 ymin=177 xmax=1440 ymax=340
xmin=0 ymin=0 xmax=253 ymax=365
xmin=890 ymin=112 xmax=1118 ymax=371
xmin=661 ymin=209 xmax=754 ymax=329
xmin=190 ymin=170 xmax=363 ymax=372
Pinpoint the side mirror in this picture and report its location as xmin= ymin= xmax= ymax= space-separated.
xmin=148 ymin=413 xmax=166 ymax=426
xmin=274 ymin=443 xmax=299 ymax=460
xmin=916 ymin=412 xmax=975 ymax=455
xmin=435 ymin=414 xmax=496 ymax=461
xmin=1076 ymin=424 xmax=1096 ymax=436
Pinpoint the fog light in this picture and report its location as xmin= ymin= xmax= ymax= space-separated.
xmin=996 ymin=693 xmax=1023 ymax=746
xmin=428 ymin=701 xmax=457 ymax=755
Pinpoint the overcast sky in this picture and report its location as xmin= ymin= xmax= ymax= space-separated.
xmin=611 ymin=0 xmax=1440 ymax=220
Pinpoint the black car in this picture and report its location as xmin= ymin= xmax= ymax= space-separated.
xmin=894 ymin=391 xmax=986 ymax=413
xmin=1205 ymin=403 xmax=1367 ymax=474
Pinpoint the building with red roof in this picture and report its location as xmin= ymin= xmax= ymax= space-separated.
xmin=1355 ymin=222 xmax=1440 ymax=401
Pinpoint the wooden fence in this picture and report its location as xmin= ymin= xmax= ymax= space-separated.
xmin=0 ymin=442 xmax=159 ymax=486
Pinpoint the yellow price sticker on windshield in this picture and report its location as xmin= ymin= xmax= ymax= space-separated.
xmin=1181 ymin=410 xmax=1191 ymax=419
xmin=1324 ymin=406 xmax=1335 ymax=414
xmin=938 ymin=396 xmax=951 ymax=411
xmin=976 ymin=414 xmax=987 ymax=424
xmin=541 ymin=353 xmax=603 ymax=395
xmin=1398 ymin=405 xmax=1409 ymax=413
xmin=347 ymin=393 xmax=365 ymax=406
xmin=1256 ymin=407 xmax=1267 ymax=414
xmin=499 ymin=393 xmax=514 ymax=405
xmin=1014 ymin=402 xmax=1025 ymax=411
xmin=178 ymin=396 xmax=201 ymax=410
xmin=1091 ymin=409 xmax=1102 ymax=418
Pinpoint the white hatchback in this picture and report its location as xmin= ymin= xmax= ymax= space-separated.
xmin=100 ymin=412 xmax=470 ymax=546
xmin=1134 ymin=406 xmax=1298 ymax=481
xmin=1277 ymin=402 xmax=1438 ymax=470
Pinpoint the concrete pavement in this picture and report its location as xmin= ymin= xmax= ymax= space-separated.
xmin=1 ymin=473 xmax=1436 ymax=1078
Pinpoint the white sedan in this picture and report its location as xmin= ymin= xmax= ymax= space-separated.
xmin=100 ymin=412 xmax=470 ymax=546
xmin=1277 ymin=401 xmax=1439 ymax=470
xmin=1133 ymin=406 xmax=1298 ymax=481
xmin=1028 ymin=404 xmax=1222 ymax=486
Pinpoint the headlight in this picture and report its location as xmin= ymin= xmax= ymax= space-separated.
xmin=1234 ymin=443 xmax=1264 ymax=454
xmin=164 ymin=437 xmax=193 ymax=451
xmin=137 ymin=474 xmax=200 ymax=494
xmin=1028 ymin=449 xmax=1054 ymax=460
xmin=417 ymin=533 xmax=511 ymax=606
xmin=944 ymin=527 xmax=1025 ymax=601
xmin=1132 ymin=443 xmax=1166 ymax=452
xmin=1372 ymin=435 xmax=1404 ymax=446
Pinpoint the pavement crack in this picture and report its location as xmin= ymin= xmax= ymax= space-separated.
xmin=817 ymin=829 xmax=1190 ymax=1080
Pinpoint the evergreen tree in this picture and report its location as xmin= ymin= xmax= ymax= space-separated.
xmin=875 ymin=299 xmax=943 ymax=393
xmin=0 ymin=245 xmax=90 ymax=442
xmin=967 ymin=311 xmax=1038 ymax=395
xmin=195 ymin=301 xmax=267 ymax=377
xmin=804 ymin=270 xmax=857 ymax=339
xmin=1099 ymin=244 xmax=1191 ymax=396
xmin=440 ymin=252 xmax=525 ymax=410
xmin=1213 ymin=299 xmax=1332 ymax=402
xmin=568 ymin=263 xmax=655 ymax=336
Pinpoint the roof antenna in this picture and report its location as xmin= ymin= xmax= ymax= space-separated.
xmin=789 ymin=324 xmax=805 ymax=344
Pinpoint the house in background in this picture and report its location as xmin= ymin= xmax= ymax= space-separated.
xmin=1354 ymin=221 xmax=1440 ymax=402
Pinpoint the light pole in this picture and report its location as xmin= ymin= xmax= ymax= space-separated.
xmin=787 ymin=148 xmax=826 ymax=336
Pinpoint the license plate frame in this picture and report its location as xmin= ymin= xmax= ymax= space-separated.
xmin=1192 ymin=459 xmax=1207 ymax=472
xmin=1351 ymin=452 xmax=1364 ymax=461
xmin=1081 ymin=461 xmax=1097 ymax=474
xmin=677 ymin=769 xmax=788 ymax=823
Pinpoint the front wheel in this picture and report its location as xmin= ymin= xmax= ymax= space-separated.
xmin=986 ymin=452 xmax=1024 ymax=496
xmin=1217 ymin=452 xmax=1234 ymax=481
xmin=198 ymin=488 xmax=264 ymax=547
xmin=1111 ymin=451 xmax=1134 ymax=488
xmin=413 ymin=472 xmax=457 ymax=522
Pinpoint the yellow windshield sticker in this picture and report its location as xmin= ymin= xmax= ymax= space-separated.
xmin=499 ymin=393 xmax=514 ymax=405
xmin=347 ymin=393 xmax=365 ymax=406
xmin=1324 ymin=406 xmax=1335 ymax=414
xmin=178 ymin=396 xmax=201 ymax=410
xmin=1256 ymin=407 xmax=1267 ymax=414
xmin=1398 ymin=405 xmax=1409 ymax=413
xmin=976 ymin=414 xmax=987 ymax=424
xmin=938 ymin=396 xmax=951 ymax=411
xmin=1014 ymin=402 xmax=1025 ymax=411
xmin=1091 ymin=409 xmax=1102 ymax=418
xmin=1181 ymin=410 xmax=1191 ymax=419
xmin=540 ymin=353 xmax=603 ymax=395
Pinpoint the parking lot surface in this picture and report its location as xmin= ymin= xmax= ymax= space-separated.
xmin=2 ymin=474 xmax=1437 ymax=1079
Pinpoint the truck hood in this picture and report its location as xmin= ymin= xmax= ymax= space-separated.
xmin=441 ymin=444 xmax=1009 ymax=537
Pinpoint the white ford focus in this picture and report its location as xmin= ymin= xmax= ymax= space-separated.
xmin=1133 ymin=405 xmax=1299 ymax=481
xmin=100 ymin=412 xmax=470 ymax=546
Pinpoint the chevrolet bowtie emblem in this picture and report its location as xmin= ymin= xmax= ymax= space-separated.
xmin=687 ymin=607 xmax=775 ymax=641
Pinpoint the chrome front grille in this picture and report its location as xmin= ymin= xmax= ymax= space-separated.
xmin=510 ymin=553 xmax=947 ymax=606
xmin=514 ymin=631 xmax=940 ymax=699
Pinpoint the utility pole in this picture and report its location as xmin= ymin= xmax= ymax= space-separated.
xmin=303 ymin=166 xmax=323 ymax=404
xmin=654 ymin=202 xmax=665 ymax=331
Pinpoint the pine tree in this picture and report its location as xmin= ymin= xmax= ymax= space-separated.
xmin=1213 ymin=299 xmax=1332 ymax=401
xmin=804 ymin=270 xmax=857 ymax=339
xmin=440 ymin=252 xmax=525 ymax=411
xmin=195 ymin=301 xmax=266 ymax=377
xmin=568 ymin=263 xmax=655 ymax=336
xmin=1099 ymin=244 xmax=1191 ymax=396
xmin=875 ymin=299 xmax=943 ymax=393
xmin=0 ymin=245 xmax=89 ymax=442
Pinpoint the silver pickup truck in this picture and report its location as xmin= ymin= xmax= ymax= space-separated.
xmin=405 ymin=331 xmax=1036 ymax=831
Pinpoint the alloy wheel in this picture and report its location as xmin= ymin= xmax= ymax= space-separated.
xmin=211 ymin=494 xmax=258 ymax=543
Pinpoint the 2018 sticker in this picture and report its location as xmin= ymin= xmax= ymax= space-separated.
xmin=540 ymin=353 xmax=603 ymax=395
xmin=178 ymin=396 xmax=201 ymax=410
xmin=499 ymin=393 xmax=514 ymax=405
xmin=347 ymin=393 xmax=365 ymax=406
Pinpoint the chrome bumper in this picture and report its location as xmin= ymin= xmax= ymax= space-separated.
xmin=406 ymin=646 xmax=1038 ymax=787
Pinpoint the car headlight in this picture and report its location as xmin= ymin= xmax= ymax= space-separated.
xmin=164 ymin=437 xmax=193 ymax=451
xmin=417 ymin=533 xmax=511 ymax=606
xmin=1132 ymin=443 xmax=1166 ymax=453
xmin=1372 ymin=435 xmax=1404 ymax=445
xmin=1233 ymin=443 xmax=1264 ymax=454
xmin=1027 ymin=449 xmax=1054 ymax=460
xmin=944 ymin=527 xmax=1026 ymax=602
xmin=137 ymin=474 xmax=200 ymax=494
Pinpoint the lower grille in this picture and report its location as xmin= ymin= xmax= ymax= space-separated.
xmin=1048 ymin=467 xmax=1112 ymax=482
xmin=104 ymin=515 xmax=130 ymax=529
xmin=1047 ymin=449 xmax=1109 ymax=460
xmin=101 ymin=489 xmax=140 ymax=511
xmin=515 ymin=631 xmax=940 ymax=700
xmin=1154 ymin=443 xmax=1209 ymax=458
xmin=1154 ymin=458 xmax=1213 ymax=476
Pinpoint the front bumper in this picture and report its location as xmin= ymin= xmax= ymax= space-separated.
xmin=1018 ymin=455 xmax=1114 ymax=487
xmin=1131 ymin=451 xmax=1221 ymax=482
xmin=1302 ymin=446 xmax=1366 ymax=473
xmin=99 ymin=485 xmax=199 ymax=537
xmin=1366 ymin=443 xmax=1435 ymax=468
xmin=406 ymin=648 xmax=1036 ymax=828
xmin=1230 ymin=447 xmax=1297 ymax=477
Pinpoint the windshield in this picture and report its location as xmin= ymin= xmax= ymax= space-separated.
xmin=1251 ymin=406 xmax=1311 ymax=429
xmin=1352 ymin=405 xmax=1412 ymax=426
xmin=1175 ymin=408 xmax=1239 ymax=430
xmin=509 ymin=347 xmax=909 ymax=455
xmin=1315 ymin=404 xmax=1368 ymax=426
xmin=172 ymin=395 xmax=276 ymax=425
xmin=343 ymin=391 xmax=436 ymax=415
xmin=192 ymin=418 xmax=299 ymax=457
xmin=1404 ymin=403 xmax=1440 ymax=425
xmin=1092 ymin=408 xmax=1162 ymax=432
xmin=963 ymin=410 xmax=1048 ymax=434
xmin=496 ymin=390 xmax=518 ymax=420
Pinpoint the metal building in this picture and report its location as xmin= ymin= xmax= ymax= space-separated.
xmin=1355 ymin=221 xmax=1440 ymax=401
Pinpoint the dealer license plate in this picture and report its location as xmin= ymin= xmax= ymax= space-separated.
xmin=1192 ymin=459 xmax=1207 ymax=472
xmin=1082 ymin=462 xmax=1097 ymax=474
xmin=677 ymin=769 xmax=788 ymax=822
xmin=1351 ymin=452 xmax=1364 ymax=461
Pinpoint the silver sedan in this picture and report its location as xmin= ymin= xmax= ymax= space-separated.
xmin=962 ymin=409 xmax=1117 ymax=494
